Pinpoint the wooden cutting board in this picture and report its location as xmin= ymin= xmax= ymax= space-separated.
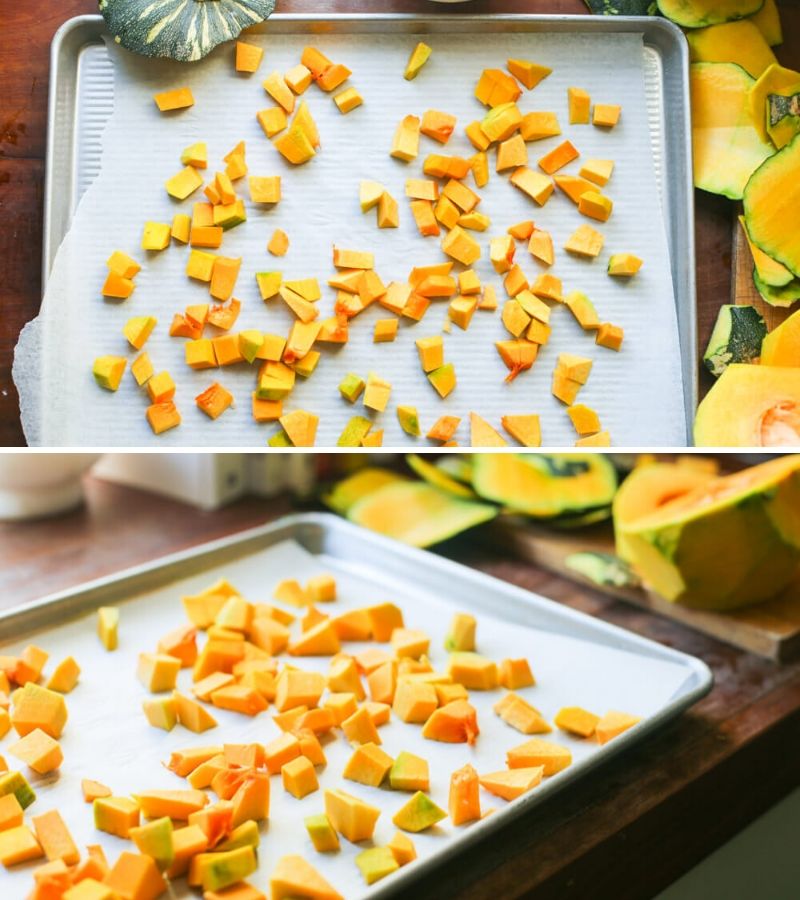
xmin=732 ymin=211 xmax=793 ymax=328
xmin=489 ymin=518 xmax=800 ymax=663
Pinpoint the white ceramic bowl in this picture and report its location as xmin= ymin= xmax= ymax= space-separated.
xmin=0 ymin=454 xmax=101 ymax=520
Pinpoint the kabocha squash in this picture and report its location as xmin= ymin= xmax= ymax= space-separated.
xmin=616 ymin=455 xmax=800 ymax=609
xmin=405 ymin=455 xmax=477 ymax=499
xmin=347 ymin=481 xmax=496 ymax=548
xmin=695 ymin=365 xmax=800 ymax=446
xmin=761 ymin=309 xmax=800 ymax=366
xmin=471 ymin=454 xmax=617 ymax=519
xmin=99 ymin=0 xmax=276 ymax=62
xmin=749 ymin=0 xmax=782 ymax=46
xmin=690 ymin=62 xmax=773 ymax=200
xmin=657 ymin=0 xmax=763 ymax=28
xmin=702 ymin=304 xmax=766 ymax=375
xmin=743 ymin=132 xmax=800 ymax=277
xmin=613 ymin=459 xmax=718 ymax=562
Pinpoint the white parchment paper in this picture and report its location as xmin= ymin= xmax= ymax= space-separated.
xmin=15 ymin=30 xmax=686 ymax=447
xmin=1 ymin=537 xmax=693 ymax=898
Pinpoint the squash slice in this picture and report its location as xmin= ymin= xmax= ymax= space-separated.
xmin=743 ymin=132 xmax=800 ymax=277
xmin=690 ymin=62 xmax=773 ymax=199
xmin=347 ymin=481 xmax=496 ymax=548
xmin=738 ymin=215 xmax=793 ymax=287
xmin=686 ymin=21 xmax=776 ymax=79
xmin=657 ymin=0 xmax=763 ymax=29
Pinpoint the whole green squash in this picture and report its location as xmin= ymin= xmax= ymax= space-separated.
xmin=99 ymin=0 xmax=276 ymax=62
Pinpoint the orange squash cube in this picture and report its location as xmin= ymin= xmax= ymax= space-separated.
xmin=282 ymin=756 xmax=319 ymax=799
xmin=449 ymin=763 xmax=480 ymax=825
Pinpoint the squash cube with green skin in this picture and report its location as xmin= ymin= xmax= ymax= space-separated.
xmin=565 ymin=291 xmax=600 ymax=331
xmin=268 ymin=431 xmax=293 ymax=448
xmin=213 ymin=200 xmax=247 ymax=230
xmin=445 ymin=613 xmax=476 ymax=652
xmin=356 ymin=846 xmax=399 ymax=885
xmin=0 ymin=771 xmax=36 ymax=810
xmin=256 ymin=271 xmax=282 ymax=300
xmin=389 ymin=751 xmax=429 ymax=792
xmin=427 ymin=363 xmax=456 ymax=398
xmin=190 ymin=846 xmax=256 ymax=892
xmin=239 ymin=330 xmax=264 ymax=364
xmin=93 ymin=357 xmax=127 ymax=392
xmin=305 ymin=814 xmax=341 ymax=852
xmin=392 ymin=791 xmax=446 ymax=832
xmin=217 ymin=820 xmax=260 ymax=852
xmin=130 ymin=816 xmax=174 ymax=871
xmin=397 ymin=406 xmax=420 ymax=437
xmin=338 ymin=416 xmax=372 ymax=447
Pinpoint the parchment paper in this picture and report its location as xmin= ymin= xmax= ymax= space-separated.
xmin=15 ymin=30 xmax=686 ymax=447
xmin=1 ymin=537 xmax=693 ymax=898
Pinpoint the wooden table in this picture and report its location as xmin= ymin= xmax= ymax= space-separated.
xmin=2 ymin=478 xmax=799 ymax=899
xmin=2 ymin=1 xmax=799 ymax=445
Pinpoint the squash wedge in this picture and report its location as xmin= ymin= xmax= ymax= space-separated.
xmin=690 ymin=62 xmax=774 ymax=199
xmin=686 ymin=21 xmax=776 ymax=79
xmin=347 ymin=481 xmax=496 ymax=548
xmin=738 ymin=215 xmax=793 ymax=287
xmin=743 ymin=132 xmax=800 ymax=277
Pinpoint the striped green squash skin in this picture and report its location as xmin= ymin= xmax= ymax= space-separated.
xmin=657 ymin=0 xmax=763 ymax=29
xmin=99 ymin=0 xmax=276 ymax=62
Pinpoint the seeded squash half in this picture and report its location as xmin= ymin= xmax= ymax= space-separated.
xmin=690 ymin=63 xmax=774 ymax=200
xmin=657 ymin=0 xmax=763 ymax=29
xmin=99 ymin=0 xmax=276 ymax=62
xmin=743 ymin=132 xmax=800 ymax=277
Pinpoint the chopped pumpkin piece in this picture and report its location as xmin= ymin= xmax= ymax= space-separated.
xmin=334 ymin=87 xmax=363 ymax=114
xmin=196 ymin=383 xmax=234 ymax=420
xmin=475 ymin=69 xmax=522 ymax=107
xmin=578 ymin=190 xmax=613 ymax=222
xmin=235 ymin=41 xmax=263 ymax=73
xmin=93 ymin=356 xmax=126 ymax=391
xmin=554 ymin=706 xmax=600 ymax=738
xmin=501 ymin=414 xmax=542 ymax=447
xmin=520 ymin=111 xmax=561 ymax=141
xmin=391 ymin=115 xmax=421 ymax=162
xmin=469 ymin=413 xmax=507 ymax=447
xmin=568 ymin=86 xmax=591 ymax=123
xmin=596 ymin=322 xmax=624 ymax=351
xmin=575 ymin=431 xmax=611 ymax=447
xmin=480 ymin=767 xmax=544 ymax=801
xmin=257 ymin=106 xmax=287 ymax=138
xmin=404 ymin=42 xmax=432 ymax=80
xmin=507 ymin=58 xmax=552 ymax=90
xmin=392 ymin=791 xmax=446 ymax=832
xmin=421 ymin=109 xmax=457 ymax=144
xmin=596 ymin=710 xmax=641 ymax=744
xmin=593 ymin=103 xmax=621 ymax=128
xmin=510 ymin=167 xmax=554 ymax=205
xmin=9 ymin=730 xmax=62 ymax=775
xmin=538 ymin=140 xmax=579 ymax=174
xmin=154 ymin=88 xmax=194 ymax=112
xmin=0 ymin=825 xmax=43 ymax=867
xmin=449 ymin=763 xmax=481 ymax=825
xmin=565 ymin=224 xmax=605 ymax=258
xmin=580 ymin=158 xmax=615 ymax=186
xmin=494 ymin=692 xmax=551 ymax=735
xmin=428 ymin=363 xmax=456 ymax=398
xmin=325 ymin=789 xmax=380 ymax=843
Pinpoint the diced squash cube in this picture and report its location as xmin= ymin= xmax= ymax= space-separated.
xmin=93 ymin=356 xmax=126 ymax=391
xmin=480 ymin=767 xmax=544 ymax=800
xmin=595 ymin=710 xmax=641 ymax=744
xmin=392 ymin=791 xmax=446 ymax=833
xmin=580 ymin=158 xmax=615 ymax=186
xmin=538 ymin=140 xmax=579 ymax=174
xmin=428 ymin=363 xmax=456 ymax=398
xmin=236 ymin=41 xmax=263 ymax=74
xmin=8 ymin=729 xmax=62 ymax=775
xmin=102 ymin=272 xmax=135 ymax=299
xmin=147 ymin=371 xmax=176 ymax=404
xmin=568 ymin=87 xmax=591 ymax=124
xmin=387 ymin=831 xmax=416 ymax=866
xmin=282 ymin=756 xmax=319 ymax=799
xmin=404 ymin=42 xmax=432 ymax=80
xmin=448 ymin=652 xmax=498 ymax=690
xmin=274 ymin=126 xmax=315 ymax=164
xmin=143 ymin=698 xmax=177 ymax=731
xmin=268 ymin=229 xmax=290 ymax=256
xmin=31 ymin=809 xmax=79 ymax=865
xmin=123 ymin=316 xmax=157 ymax=350
xmin=363 ymin=372 xmax=391 ymax=412
xmin=578 ymin=190 xmax=613 ymax=222
xmin=0 ymin=825 xmax=42 ymax=867
xmin=507 ymin=58 xmax=551 ymax=89
xmin=390 ymin=115 xmax=420 ymax=162
xmin=141 ymin=222 xmax=171 ymax=251
xmin=270 ymin=854 xmax=342 ymax=900
xmin=305 ymin=814 xmax=340 ymax=853
xmin=510 ymin=167 xmax=553 ymax=205
xmin=442 ymin=226 xmax=481 ymax=265
xmin=343 ymin=742 xmax=393 ymax=788
xmin=608 ymin=253 xmax=642 ymax=276
xmin=567 ymin=404 xmax=601 ymax=436
xmin=449 ymin=763 xmax=481 ymax=825
xmin=257 ymin=107 xmax=287 ymax=137
xmin=196 ymin=383 xmax=234 ymax=420
xmin=166 ymin=166 xmax=203 ymax=200
xmin=593 ymin=103 xmax=621 ymax=128
xmin=324 ymin=789 xmax=380 ymax=843
xmin=494 ymin=692 xmax=551 ymax=735
xmin=356 ymin=847 xmax=398 ymax=885
xmin=576 ymin=431 xmax=611 ymax=448
xmin=333 ymin=87 xmax=363 ymax=114
xmin=0 ymin=794 xmax=23 ymax=831
xmin=94 ymin=797 xmax=140 ymax=838
xmin=554 ymin=706 xmax=600 ymax=738
xmin=475 ymin=68 xmax=522 ymax=107
xmin=596 ymin=322 xmax=624 ymax=351
xmin=507 ymin=737 xmax=572 ymax=775
xmin=263 ymin=72 xmax=295 ymax=113
xmin=520 ymin=111 xmax=561 ymax=141
xmin=154 ymin=88 xmax=193 ymax=112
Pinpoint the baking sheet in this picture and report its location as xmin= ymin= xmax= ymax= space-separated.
xmin=16 ymin=15 xmax=693 ymax=448
xmin=0 ymin=513 xmax=711 ymax=899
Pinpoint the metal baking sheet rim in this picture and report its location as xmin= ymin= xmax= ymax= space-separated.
xmin=43 ymin=13 xmax=698 ymax=436
xmin=0 ymin=512 xmax=712 ymax=899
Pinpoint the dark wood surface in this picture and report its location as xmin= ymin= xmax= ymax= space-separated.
xmin=2 ymin=479 xmax=799 ymax=899
xmin=2 ymin=1 xmax=799 ymax=446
